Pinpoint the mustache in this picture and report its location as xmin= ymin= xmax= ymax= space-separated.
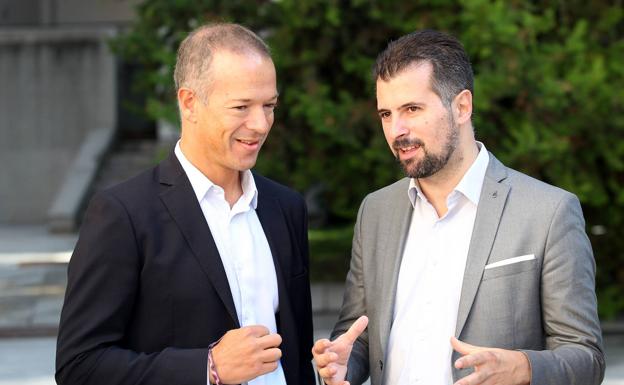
xmin=392 ymin=137 xmax=425 ymax=151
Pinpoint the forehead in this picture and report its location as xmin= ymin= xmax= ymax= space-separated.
xmin=376 ymin=62 xmax=436 ymax=106
xmin=205 ymin=49 xmax=277 ymax=99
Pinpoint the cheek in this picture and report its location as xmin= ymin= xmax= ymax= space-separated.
xmin=434 ymin=116 xmax=450 ymax=140
xmin=220 ymin=119 xmax=241 ymax=139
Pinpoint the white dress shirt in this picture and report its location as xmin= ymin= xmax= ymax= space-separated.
xmin=175 ymin=142 xmax=286 ymax=385
xmin=384 ymin=143 xmax=489 ymax=385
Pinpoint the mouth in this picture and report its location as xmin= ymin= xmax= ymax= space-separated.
xmin=235 ymin=138 xmax=261 ymax=151
xmin=398 ymin=144 xmax=420 ymax=153
xmin=395 ymin=143 xmax=422 ymax=159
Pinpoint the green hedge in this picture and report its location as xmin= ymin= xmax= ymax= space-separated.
xmin=111 ymin=0 xmax=624 ymax=319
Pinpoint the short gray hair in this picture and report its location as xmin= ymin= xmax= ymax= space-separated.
xmin=174 ymin=23 xmax=271 ymax=100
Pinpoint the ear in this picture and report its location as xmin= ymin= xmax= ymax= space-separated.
xmin=452 ymin=89 xmax=473 ymax=125
xmin=177 ymin=87 xmax=198 ymax=124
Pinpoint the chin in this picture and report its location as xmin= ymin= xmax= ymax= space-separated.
xmin=238 ymin=159 xmax=259 ymax=171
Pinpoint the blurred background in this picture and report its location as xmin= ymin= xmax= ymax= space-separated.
xmin=0 ymin=0 xmax=622 ymax=384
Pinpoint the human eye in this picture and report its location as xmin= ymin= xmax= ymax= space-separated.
xmin=379 ymin=111 xmax=391 ymax=120
xmin=407 ymin=105 xmax=421 ymax=113
xmin=264 ymin=102 xmax=278 ymax=111
xmin=232 ymin=105 xmax=248 ymax=111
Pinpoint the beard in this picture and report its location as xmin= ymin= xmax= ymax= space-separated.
xmin=393 ymin=114 xmax=460 ymax=179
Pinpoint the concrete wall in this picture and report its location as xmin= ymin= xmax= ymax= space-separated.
xmin=0 ymin=28 xmax=116 ymax=224
xmin=56 ymin=0 xmax=141 ymax=24
xmin=0 ymin=0 xmax=142 ymax=25
xmin=0 ymin=0 xmax=41 ymax=25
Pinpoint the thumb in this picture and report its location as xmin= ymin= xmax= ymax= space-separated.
xmin=339 ymin=316 xmax=369 ymax=345
xmin=451 ymin=336 xmax=480 ymax=355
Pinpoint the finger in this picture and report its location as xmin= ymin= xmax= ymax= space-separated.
xmin=246 ymin=324 xmax=271 ymax=337
xmin=341 ymin=316 xmax=369 ymax=344
xmin=259 ymin=347 xmax=282 ymax=363
xmin=451 ymin=336 xmax=481 ymax=356
xmin=257 ymin=333 xmax=282 ymax=349
xmin=453 ymin=369 xmax=487 ymax=385
xmin=318 ymin=365 xmax=337 ymax=379
xmin=260 ymin=360 xmax=279 ymax=374
xmin=455 ymin=350 xmax=495 ymax=369
xmin=314 ymin=351 xmax=339 ymax=368
xmin=312 ymin=339 xmax=331 ymax=355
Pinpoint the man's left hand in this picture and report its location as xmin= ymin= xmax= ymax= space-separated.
xmin=451 ymin=337 xmax=531 ymax=385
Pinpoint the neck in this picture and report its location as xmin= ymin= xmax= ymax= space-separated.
xmin=212 ymin=170 xmax=243 ymax=207
xmin=418 ymin=140 xmax=479 ymax=217
xmin=179 ymin=138 xmax=243 ymax=207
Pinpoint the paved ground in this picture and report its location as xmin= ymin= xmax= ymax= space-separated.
xmin=0 ymin=225 xmax=622 ymax=384
xmin=0 ymin=226 xmax=74 ymax=338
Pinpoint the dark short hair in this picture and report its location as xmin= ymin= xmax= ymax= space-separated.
xmin=174 ymin=22 xmax=271 ymax=99
xmin=373 ymin=29 xmax=473 ymax=107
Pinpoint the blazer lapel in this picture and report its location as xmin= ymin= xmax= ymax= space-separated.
xmin=254 ymin=183 xmax=293 ymax=322
xmin=378 ymin=179 xmax=413 ymax=359
xmin=255 ymin=191 xmax=291 ymax=281
xmin=157 ymin=153 xmax=240 ymax=327
xmin=255 ymin=183 xmax=300 ymax=384
xmin=455 ymin=154 xmax=509 ymax=336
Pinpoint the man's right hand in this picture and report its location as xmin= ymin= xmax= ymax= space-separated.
xmin=312 ymin=316 xmax=369 ymax=385
xmin=211 ymin=325 xmax=282 ymax=384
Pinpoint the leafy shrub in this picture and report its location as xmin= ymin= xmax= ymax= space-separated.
xmin=111 ymin=0 xmax=624 ymax=318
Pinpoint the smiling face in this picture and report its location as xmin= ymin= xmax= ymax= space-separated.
xmin=376 ymin=61 xmax=460 ymax=179
xmin=179 ymin=49 xmax=278 ymax=183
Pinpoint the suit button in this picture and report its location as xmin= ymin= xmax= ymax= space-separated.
xmin=379 ymin=360 xmax=383 ymax=370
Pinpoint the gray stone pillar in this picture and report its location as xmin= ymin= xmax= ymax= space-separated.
xmin=0 ymin=28 xmax=117 ymax=225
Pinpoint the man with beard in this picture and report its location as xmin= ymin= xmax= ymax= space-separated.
xmin=312 ymin=30 xmax=604 ymax=385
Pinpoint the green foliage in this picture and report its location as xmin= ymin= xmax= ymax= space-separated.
xmin=309 ymin=226 xmax=353 ymax=282
xmin=111 ymin=0 xmax=624 ymax=317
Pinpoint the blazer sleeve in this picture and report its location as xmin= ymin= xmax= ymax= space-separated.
xmin=55 ymin=192 xmax=208 ymax=385
xmin=330 ymin=197 xmax=370 ymax=385
xmin=522 ymin=193 xmax=605 ymax=385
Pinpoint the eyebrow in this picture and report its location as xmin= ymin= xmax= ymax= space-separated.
xmin=377 ymin=101 xmax=424 ymax=113
xmin=231 ymin=93 xmax=280 ymax=103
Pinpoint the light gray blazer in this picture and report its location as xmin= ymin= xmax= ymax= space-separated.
xmin=331 ymin=153 xmax=605 ymax=385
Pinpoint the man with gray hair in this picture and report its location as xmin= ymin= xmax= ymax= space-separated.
xmin=56 ymin=23 xmax=315 ymax=385
xmin=313 ymin=29 xmax=604 ymax=385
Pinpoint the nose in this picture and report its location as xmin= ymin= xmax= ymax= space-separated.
xmin=389 ymin=115 xmax=409 ymax=138
xmin=246 ymin=107 xmax=272 ymax=134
